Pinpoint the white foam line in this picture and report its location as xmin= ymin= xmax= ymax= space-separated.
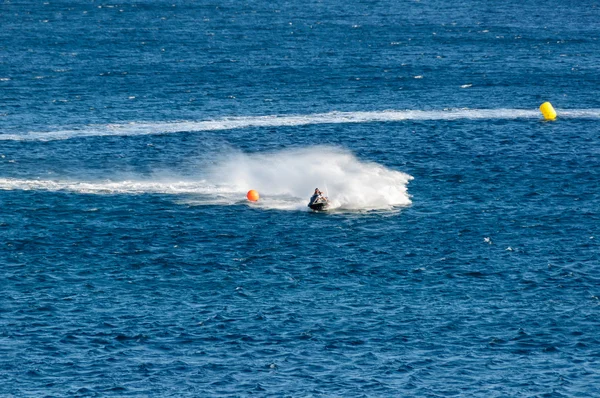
xmin=1 ymin=108 xmax=599 ymax=141
xmin=0 ymin=178 xmax=225 ymax=195
xmin=0 ymin=146 xmax=414 ymax=211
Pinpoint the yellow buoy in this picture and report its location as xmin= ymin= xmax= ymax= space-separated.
xmin=246 ymin=190 xmax=259 ymax=202
xmin=539 ymin=102 xmax=557 ymax=121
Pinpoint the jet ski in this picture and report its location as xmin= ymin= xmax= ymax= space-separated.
xmin=308 ymin=195 xmax=330 ymax=211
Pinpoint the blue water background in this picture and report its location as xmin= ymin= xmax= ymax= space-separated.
xmin=1 ymin=1 xmax=600 ymax=396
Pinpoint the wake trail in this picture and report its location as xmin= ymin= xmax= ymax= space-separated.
xmin=2 ymin=108 xmax=599 ymax=141
xmin=0 ymin=178 xmax=219 ymax=195
xmin=0 ymin=147 xmax=413 ymax=211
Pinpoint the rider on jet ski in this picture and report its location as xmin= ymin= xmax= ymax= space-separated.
xmin=309 ymin=188 xmax=324 ymax=204
xmin=308 ymin=188 xmax=330 ymax=211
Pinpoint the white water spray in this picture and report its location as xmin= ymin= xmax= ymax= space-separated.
xmin=0 ymin=146 xmax=413 ymax=211
xmin=209 ymin=146 xmax=412 ymax=210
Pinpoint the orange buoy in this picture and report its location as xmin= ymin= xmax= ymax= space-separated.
xmin=246 ymin=189 xmax=259 ymax=202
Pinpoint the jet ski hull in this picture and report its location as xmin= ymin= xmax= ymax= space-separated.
xmin=308 ymin=196 xmax=330 ymax=211
xmin=308 ymin=202 xmax=329 ymax=211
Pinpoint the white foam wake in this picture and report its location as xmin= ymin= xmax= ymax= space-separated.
xmin=2 ymin=108 xmax=599 ymax=141
xmin=0 ymin=179 xmax=216 ymax=195
xmin=208 ymin=146 xmax=412 ymax=210
xmin=0 ymin=147 xmax=413 ymax=211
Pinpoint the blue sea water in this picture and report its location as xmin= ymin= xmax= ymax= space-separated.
xmin=1 ymin=0 xmax=600 ymax=396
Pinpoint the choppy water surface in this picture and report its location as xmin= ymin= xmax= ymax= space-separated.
xmin=1 ymin=1 xmax=599 ymax=396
